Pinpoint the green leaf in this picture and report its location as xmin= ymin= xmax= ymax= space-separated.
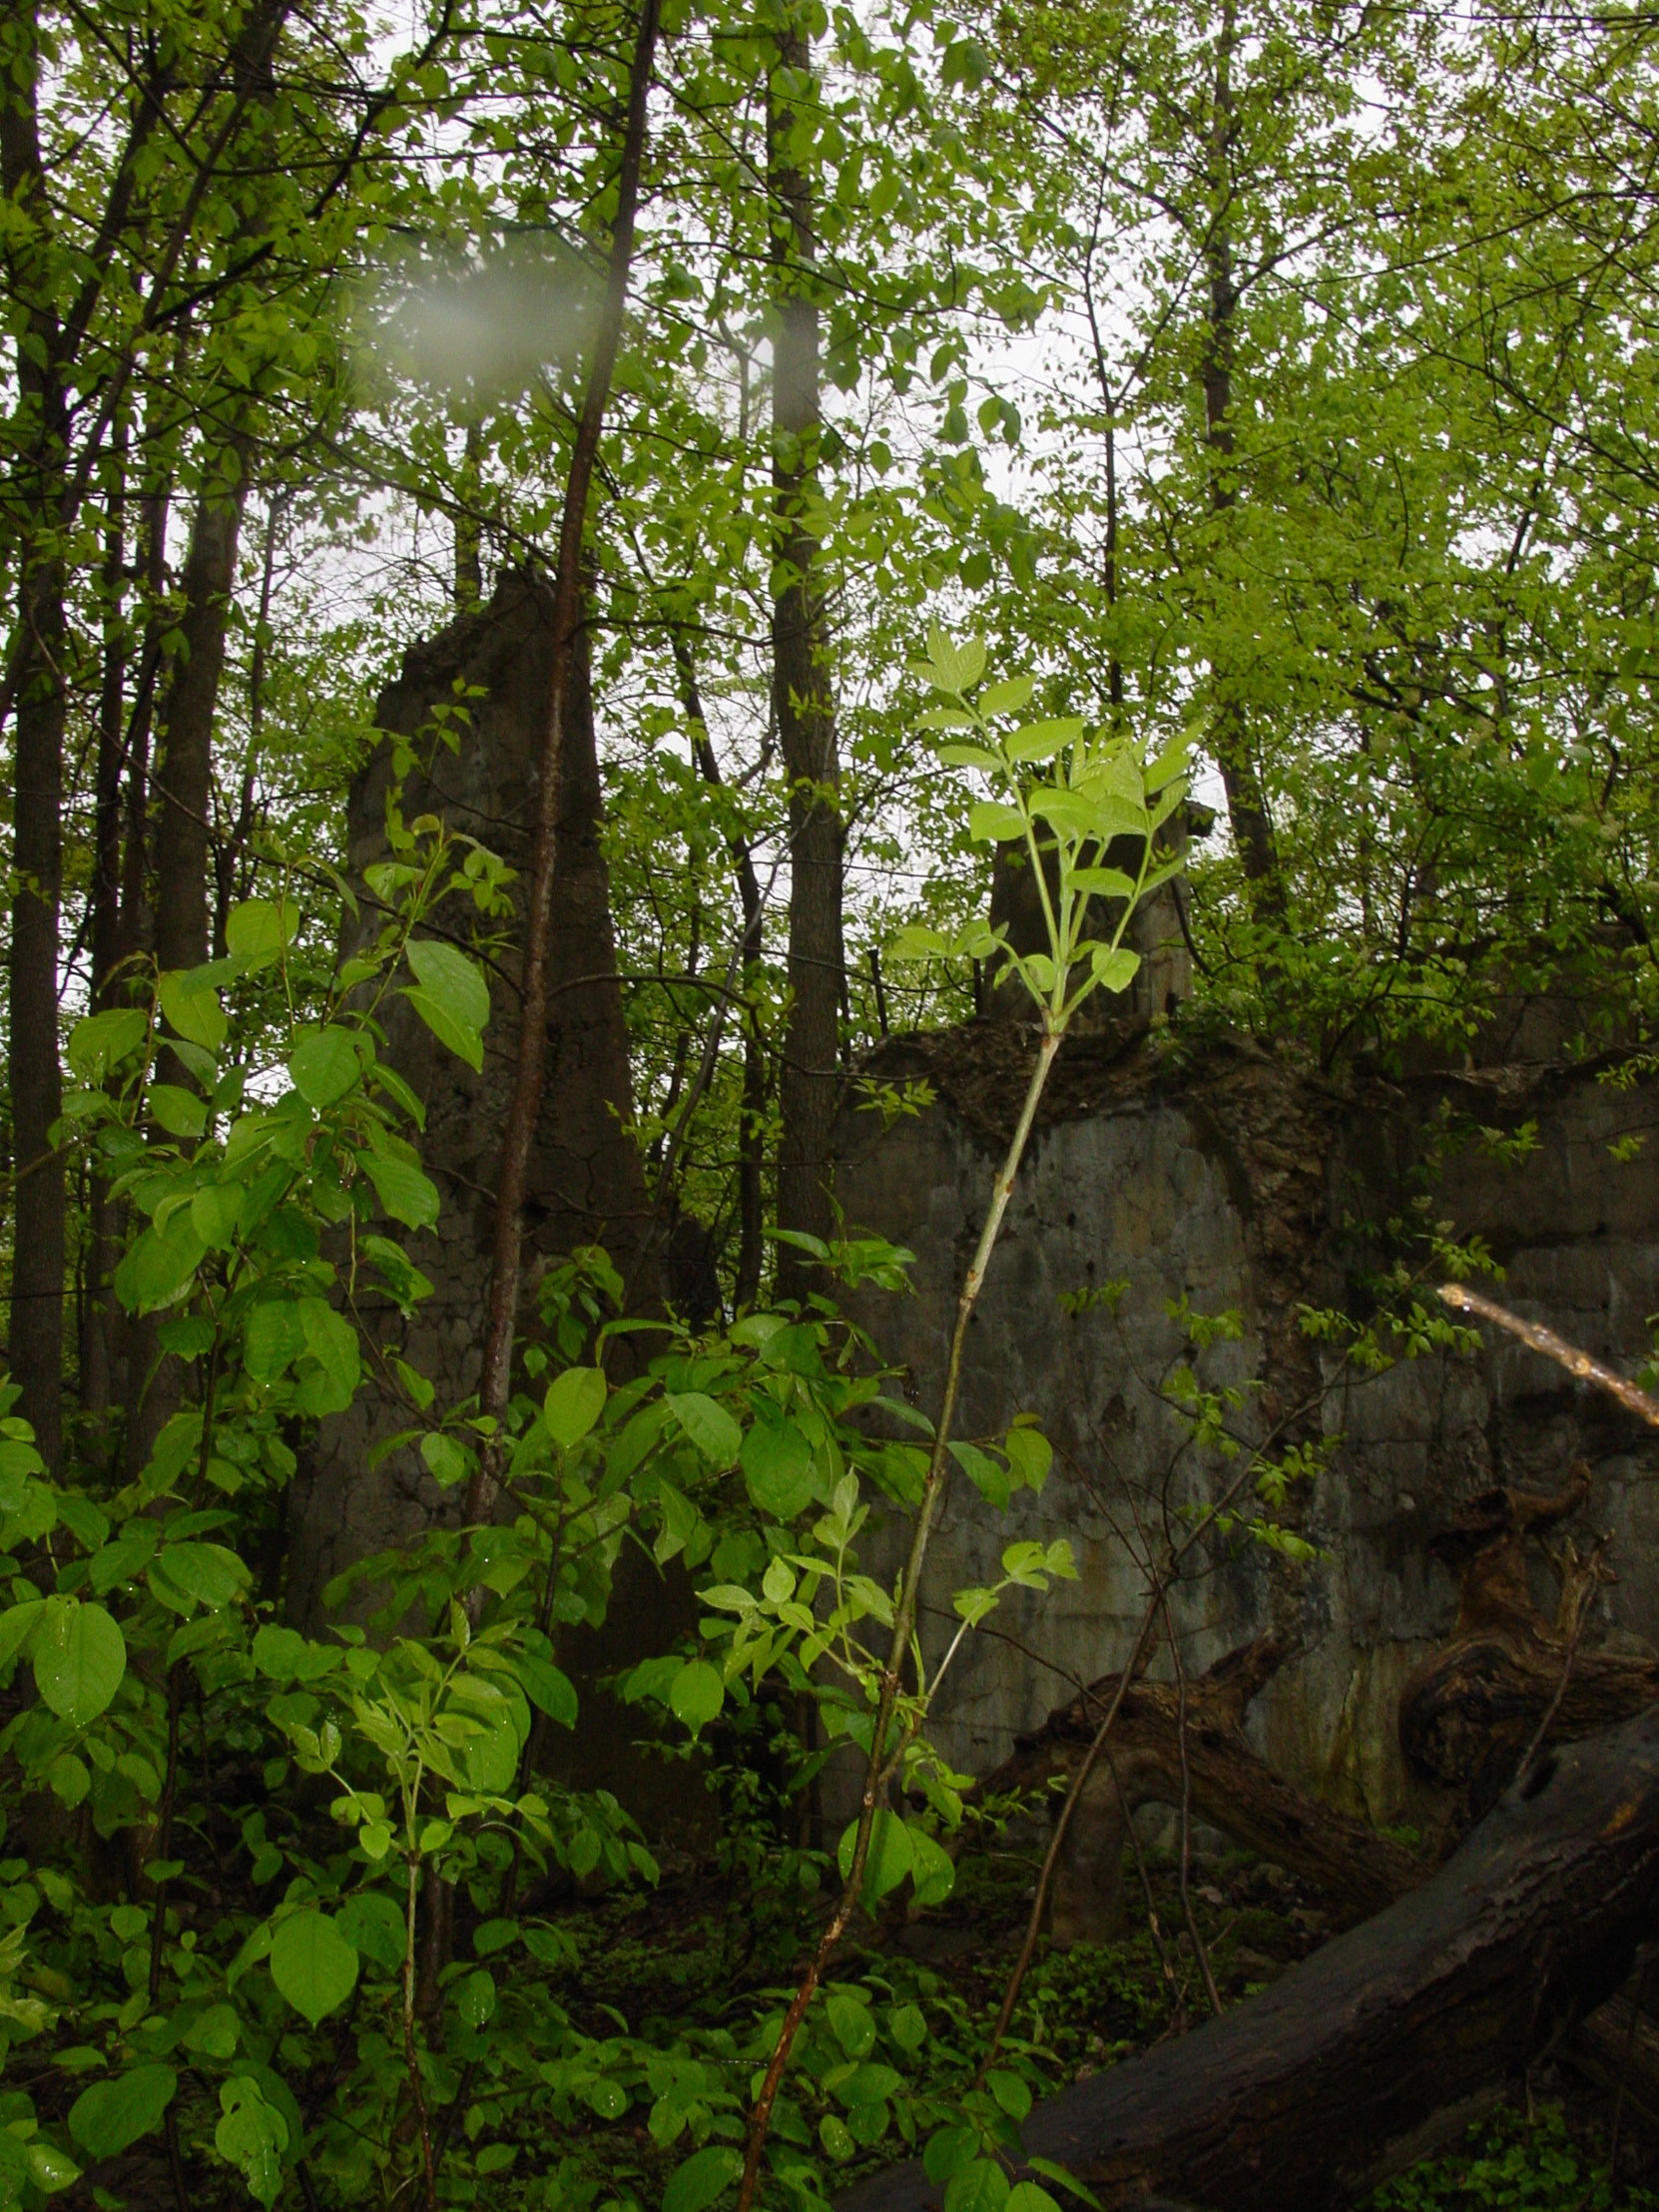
xmin=403 ymin=939 xmax=489 ymax=1068
xmin=662 ymin=2143 xmax=743 ymax=2212
xmin=337 ymin=1890 xmax=406 ymax=1971
xmin=842 ymin=2061 xmax=903 ymax=2107
xmin=887 ymin=924 xmax=952 ymax=962
xmin=924 ymin=2126 xmax=980 ymax=2185
xmin=837 ymin=1810 xmax=912 ymax=1904
xmin=1025 ymin=2161 xmax=1101 ymax=2210
xmin=668 ymin=1391 xmax=742 ymax=1467
xmin=226 ymin=898 xmax=297 ymax=973
xmin=67 ymin=1008 xmax=148 ymax=1082
xmin=26 ymin=2140 xmax=79 ymax=2194
xmin=669 ymin=1659 xmax=724 ymax=1737
xmin=986 ymin=2069 xmax=1033 ymax=2122
xmin=402 ymin=986 xmax=482 ymax=1069
xmin=69 ymin=2064 xmax=177 ymax=2158
xmin=246 ymin=1300 xmax=306 ymax=1383
xmin=826 ymin=1989 xmax=875 ymax=2059
xmin=287 ymin=1028 xmax=363 ymax=1109
xmin=359 ymin=1152 xmax=439 ymax=1230
xmin=159 ymin=968 xmax=226 ymax=1050
xmin=909 ymin=1826 xmax=956 ymax=1908
xmin=1003 ymin=1426 xmax=1053 ymax=1490
xmin=148 ymin=1083 xmax=207 ymax=1139
xmin=935 ymin=743 xmax=1005 ymax=773
xmin=270 ymin=1912 xmax=358 ymax=2026
xmin=1070 ymin=866 xmax=1136 ymax=899
xmin=191 ymin=1182 xmax=244 ymax=1250
xmin=183 ymin=2003 xmax=241 ymax=2059
xmin=921 ymin=628 xmax=986 ymax=693
xmin=511 ymin=1646 xmax=577 ymax=1728
xmin=978 ymin=676 xmax=1036 ymax=716
xmin=216 ymin=2077 xmax=288 ymax=2208
xmin=945 ymin=2160 xmax=1011 ymax=2212
xmin=419 ymin=1431 xmax=469 ymax=1486
xmin=1004 ymin=2188 xmax=1062 ymax=2212
xmin=297 ymin=1300 xmax=359 ymax=1411
xmin=114 ymin=1213 xmax=207 ymax=1316
xmin=968 ymin=801 xmax=1027 ymax=843
xmin=544 ymin=1366 xmax=607 ymax=1451
xmin=740 ymin=1416 xmax=818 ymax=1520
xmin=1089 ymin=946 xmax=1141 ymax=995
xmin=148 ymin=1543 xmax=248 ymax=1616
xmin=34 ymin=1600 xmax=125 ymax=1726
xmin=1006 ymin=718 xmax=1084 ymax=764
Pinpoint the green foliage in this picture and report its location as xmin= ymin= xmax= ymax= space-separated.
xmin=1367 ymin=2107 xmax=1659 ymax=2212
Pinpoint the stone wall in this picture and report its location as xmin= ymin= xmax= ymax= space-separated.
xmin=830 ymin=1025 xmax=1659 ymax=1824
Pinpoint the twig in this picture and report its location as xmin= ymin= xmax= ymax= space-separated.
xmin=1107 ymin=1752 xmax=1180 ymax=2003
xmin=1166 ymin=1601 xmax=1223 ymax=2018
xmin=735 ymin=1025 xmax=1065 ymax=2211
xmin=1438 ymin=1284 xmax=1659 ymax=1428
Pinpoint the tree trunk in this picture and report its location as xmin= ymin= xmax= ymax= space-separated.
xmin=674 ymin=632 xmax=768 ymax=1309
xmin=125 ymin=434 xmax=253 ymax=1482
xmin=841 ymin=1701 xmax=1659 ymax=2212
xmin=151 ymin=433 xmax=254 ymax=984
xmin=455 ymin=418 xmax=483 ymax=611
xmin=1398 ymin=1463 xmax=1659 ymax=1819
xmin=82 ymin=426 xmax=129 ymax=1419
xmin=769 ymin=19 xmax=841 ymax=1306
xmin=982 ymin=1637 xmax=1420 ymax=1944
xmin=1200 ymin=0 xmax=1283 ymax=918
xmin=2 ymin=15 xmax=69 ymax=1472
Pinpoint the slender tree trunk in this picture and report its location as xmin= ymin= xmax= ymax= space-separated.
xmin=673 ymin=632 xmax=768 ymax=1308
xmin=2 ymin=16 xmax=69 ymax=1471
xmin=152 ymin=433 xmax=254 ymax=984
xmin=454 ymin=419 xmax=483 ymax=612
xmin=116 ymin=478 xmax=171 ymax=973
xmin=465 ymin=0 xmax=663 ymax=1528
xmin=126 ymin=433 xmax=254 ymax=1483
xmin=769 ymin=18 xmax=842 ymax=1306
xmin=83 ymin=426 xmax=129 ymax=1418
xmin=1201 ymin=0 xmax=1284 ymax=917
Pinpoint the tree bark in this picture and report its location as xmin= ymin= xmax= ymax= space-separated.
xmin=673 ymin=633 xmax=768 ymax=1308
xmin=1200 ymin=0 xmax=1284 ymax=918
xmin=982 ymin=1636 xmax=1420 ymax=1944
xmin=2 ymin=12 xmax=69 ymax=1472
xmin=1398 ymin=1464 xmax=1659 ymax=1818
xmin=152 ymin=432 xmax=254 ymax=985
xmin=841 ymin=1701 xmax=1659 ymax=2212
xmin=82 ymin=426 xmax=130 ymax=1419
xmin=769 ymin=20 xmax=842 ymax=1307
xmin=125 ymin=433 xmax=254 ymax=1482
xmin=466 ymin=0 xmax=663 ymax=1529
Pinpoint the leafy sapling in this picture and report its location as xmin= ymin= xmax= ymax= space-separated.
xmin=730 ymin=631 xmax=1192 ymax=2211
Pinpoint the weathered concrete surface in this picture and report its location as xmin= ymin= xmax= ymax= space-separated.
xmin=830 ymin=1025 xmax=1659 ymax=1825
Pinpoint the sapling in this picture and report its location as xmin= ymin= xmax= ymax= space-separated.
xmin=732 ymin=629 xmax=1191 ymax=2209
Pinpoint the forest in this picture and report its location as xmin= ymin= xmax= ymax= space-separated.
xmin=3 ymin=0 xmax=1659 ymax=2206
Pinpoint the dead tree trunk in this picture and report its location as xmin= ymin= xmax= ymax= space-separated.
xmin=844 ymin=1700 xmax=1659 ymax=2212
xmin=982 ymin=1637 xmax=1420 ymax=1943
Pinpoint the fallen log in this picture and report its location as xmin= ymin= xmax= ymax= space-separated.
xmin=839 ymin=1700 xmax=1659 ymax=2212
xmin=981 ymin=1635 xmax=1420 ymax=1940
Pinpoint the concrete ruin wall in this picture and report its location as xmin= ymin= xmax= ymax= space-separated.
xmin=830 ymin=1025 xmax=1659 ymax=1825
